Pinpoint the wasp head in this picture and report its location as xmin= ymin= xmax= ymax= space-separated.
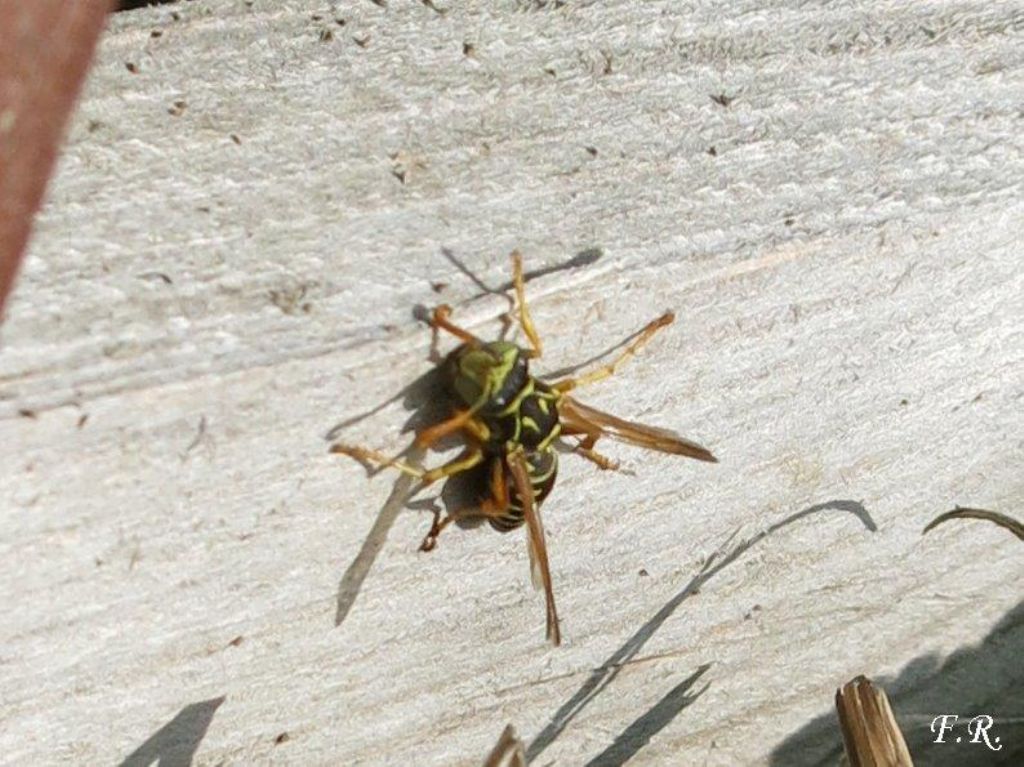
xmin=448 ymin=341 xmax=529 ymax=413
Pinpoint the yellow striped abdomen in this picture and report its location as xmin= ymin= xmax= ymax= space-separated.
xmin=489 ymin=449 xmax=559 ymax=532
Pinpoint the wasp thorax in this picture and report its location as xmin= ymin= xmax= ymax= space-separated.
xmin=450 ymin=341 xmax=529 ymax=412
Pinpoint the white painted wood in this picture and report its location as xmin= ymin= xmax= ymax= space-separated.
xmin=2 ymin=1 xmax=1022 ymax=765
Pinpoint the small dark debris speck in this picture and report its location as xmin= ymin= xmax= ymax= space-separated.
xmin=319 ymin=28 xmax=334 ymax=42
xmin=168 ymin=100 xmax=187 ymax=117
xmin=430 ymin=281 xmax=449 ymax=293
xmin=138 ymin=271 xmax=173 ymax=284
xmin=125 ymin=61 xmax=139 ymax=74
xmin=87 ymin=119 xmax=104 ymax=133
xmin=170 ymin=11 xmax=180 ymax=21
xmin=150 ymin=29 xmax=163 ymax=39
xmin=638 ymin=568 xmax=649 ymax=577
xmin=336 ymin=18 xmax=347 ymax=26
xmin=710 ymin=93 xmax=734 ymax=107
xmin=275 ymin=732 xmax=290 ymax=745
xmin=900 ymin=398 xmax=909 ymax=406
xmin=707 ymin=146 xmax=717 ymax=156
xmin=228 ymin=635 xmax=244 ymax=647
xmin=392 ymin=169 xmax=406 ymax=184
xmin=270 ymin=284 xmax=312 ymax=315
xmin=462 ymin=42 xmax=475 ymax=56
xmin=230 ymin=133 xmax=241 ymax=145
xmin=182 ymin=415 xmax=208 ymax=458
xmin=585 ymin=146 xmax=598 ymax=156
xmin=311 ymin=13 xmax=322 ymax=21
xmin=784 ymin=217 xmax=794 ymax=226
xmin=18 ymin=409 xmax=37 ymax=419
xmin=77 ymin=414 xmax=89 ymax=429
xmin=544 ymin=67 xmax=556 ymax=76
xmin=353 ymin=35 xmax=370 ymax=48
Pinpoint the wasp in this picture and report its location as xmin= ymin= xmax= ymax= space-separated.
xmin=332 ymin=253 xmax=717 ymax=645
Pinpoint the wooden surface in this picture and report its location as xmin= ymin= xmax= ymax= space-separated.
xmin=2 ymin=1 xmax=1022 ymax=765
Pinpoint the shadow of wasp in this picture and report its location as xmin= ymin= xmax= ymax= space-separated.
xmin=331 ymin=252 xmax=717 ymax=645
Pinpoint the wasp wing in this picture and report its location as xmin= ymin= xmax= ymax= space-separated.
xmin=559 ymin=395 xmax=718 ymax=462
xmin=507 ymin=450 xmax=561 ymax=646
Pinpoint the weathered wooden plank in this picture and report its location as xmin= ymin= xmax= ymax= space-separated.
xmin=1 ymin=1 xmax=1022 ymax=765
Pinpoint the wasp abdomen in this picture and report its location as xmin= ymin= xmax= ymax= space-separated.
xmin=489 ymin=449 xmax=559 ymax=532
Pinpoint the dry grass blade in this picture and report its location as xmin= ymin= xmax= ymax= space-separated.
xmin=836 ymin=675 xmax=914 ymax=767
xmin=481 ymin=724 xmax=525 ymax=767
xmin=922 ymin=506 xmax=1024 ymax=541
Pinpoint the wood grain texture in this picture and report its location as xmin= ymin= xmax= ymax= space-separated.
xmin=1 ymin=1 xmax=1022 ymax=765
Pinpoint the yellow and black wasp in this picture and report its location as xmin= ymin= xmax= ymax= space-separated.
xmin=332 ymin=253 xmax=717 ymax=645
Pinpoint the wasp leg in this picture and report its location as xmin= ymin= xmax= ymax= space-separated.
xmin=421 ymin=458 xmax=509 ymax=551
xmin=331 ymin=443 xmax=484 ymax=486
xmin=429 ymin=304 xmax=479 ymax=344
xmin=511 ymin=250 xmax=543 ymax=358
xmin=560 ymin=423 xmax=628 ymax=472
xmin=551 ymin=311 xmax=674 ymax=392
xmin=419 ymin=448 xmax=485 ymax=484
xmin=415 ymin=411 xmax=489 ymax=449
xmin=330 ymin=443 xmax=423 ymax=478
xmin=419 ymin=510 xmax=459 ymax=552
xmin=573 ymin=444 xmax=628 ymax=473
xmin=560 ymin=417 xmax=602 ymax=450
